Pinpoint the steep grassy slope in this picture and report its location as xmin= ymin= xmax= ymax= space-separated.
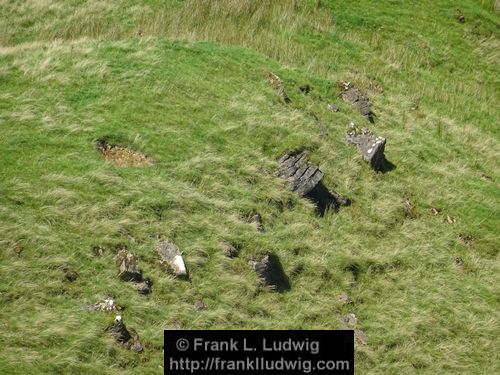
xmin=0 ymin=1 xmax=499 ymax=374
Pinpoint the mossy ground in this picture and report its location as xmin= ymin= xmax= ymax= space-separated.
xmin=0 ymin=1 xmax=498 ymax=374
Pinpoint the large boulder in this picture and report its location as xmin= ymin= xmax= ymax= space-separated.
xmin=341 ymin=82 xmax=374 ymax=122
xmin=277 ymin=150 xmax=349 ymax=215
xmin=345 ymin=123 xmax=386 ymax=171
xmin=249 ymin=254 xmax=290 ymax=292
xmin=156 ymin=242 xmax=188 ymax=279
xmin=116 ymin=250 xmax=142 ymax=282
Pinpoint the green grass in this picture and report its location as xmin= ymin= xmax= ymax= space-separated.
xmin=0 ymin=1 xmax=499 ymax=374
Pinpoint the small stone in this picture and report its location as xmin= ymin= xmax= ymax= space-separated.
xmin=268 ymin=72 xmax=290 ymax=103
xmin=251 ymin=213 xmax=265 ymax=233
xmin=249 ymin=254 xmax=290 ymax=292
xmin=107 ymin=315 xmax=143 ymax=352
xmin=299 ymin=84 xmax=311 ymax=95
xmin=156 ymin=242 xmax=188 ymax=279
xmin=403 ymin=199 xmax=417 ymax=219
xmin=91 ymin=245 xmax=105 ymax=257
xmin=135 ymin=278 xmax=153 ymax=295
xmin=338 ymin=292 xmax=351 ymax=304
xmin=63 ymin=267 xmax=79 ymax=282
xmin=454 ymin=256 xmax=464 ymax=269
xmin=355 ymin=329 xmax=368 ymax=345
xmin=327 ymin=103 xmax=339 ymax=112
xmin=93 ymin=297 xmax=119 ymax=312
xmin=194 ymin=300 xmax=206 ymax=310
xmin=430 ymin=207 xmax=441 ymax=216
xmin=116 ymin=250 xmax=142 ymax=282
xmin=345 ymin=123 xmax=387 ymax=171
xmin=459 ymin=234 xmax=473 ymax=245
xmin=340 ymin=313 xmax=357 ymax=327
xmin=221 ymin=241 xmax=238 ymax=258
xmin=445 ymin=215 xmax=456 ymax=224
xmin=340 ymin=82 xmax=374 ymax=122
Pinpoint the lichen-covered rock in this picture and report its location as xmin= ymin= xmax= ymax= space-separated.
xmin=345 ymin=123 xmax=386 ymax=171
xmin=341 ymin=82 xmax=374 ymax=122
xmin=249 ymin=254 xmax=290 ymax=292
xmin=277 ymin=150 xmax=349 ymax=215
xmin=116 ymin=250 xmax=142 ymax=282
xmin=156 ymin=242 xmax=188 ymax=279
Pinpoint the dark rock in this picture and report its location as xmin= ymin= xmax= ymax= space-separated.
xmin=454 ymin=10 xmax=465 ymax=23
xmin=156 ymin=242 xmax=188 ymax=279
xmin=268 ymin=72 xmax=290 ymax=103
xmin=341 ymin=82 xmax=374 ymax=122
xmin=327 ymin=103 xmax=339 ymax=112
xmin=135 ymin=278 xmax=153 ymax=295
xmin=454 ymin=256 xmax=464 ymax=269
xmin=299 ymin=84 xmax=311 ymax=95
xmin=107 ymin=315 xmax=131 ymax=344
xmin=116 ymin=250 xmax=142 ymax=282
xmin=221 ymin=241 xmax=238 ymax=258
xmin=277 ymin=150 xmax=349 ymax=215
xmin=62 ymin=266 xmax=79 ymax=282
xmin=249 ymin=254 xmax=290 ymax=292
xmin=345 ymin=122 xmax=386 ymax=171
xmin=107 ymin=315 xmax=143 ymax=352
xmin=194 ymin=300 xmax=206 ymax=310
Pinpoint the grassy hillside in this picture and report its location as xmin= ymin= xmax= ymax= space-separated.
xmin=0 ymin=1 xmax=499 ymax=374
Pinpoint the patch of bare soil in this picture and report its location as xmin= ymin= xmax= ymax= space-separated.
xmin=95 ymin=139 xmax=152 ymax=167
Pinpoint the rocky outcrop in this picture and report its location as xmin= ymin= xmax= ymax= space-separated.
xmin=156 ymin=242 xmax=188 ymax=279
xmin=345 ymin=123 xmax=386 ymax=171
xmin=341 ymin=82 xmax=374 ymax=122
xmin=249 ymin=254 xmax=290 ymax=292
xmin=277 ymin=150 xmax=350 ymax=215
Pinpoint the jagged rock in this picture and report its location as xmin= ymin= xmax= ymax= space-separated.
xmin=156 ymin=242 xmax=188 ymax=279
xmin=116 ymin=250 xmax=142 ymax=282
xmin=277 ymin=150 xmax=349 ymax=215
xmin=268 ymin=72 xmax=290 ymax=103
xmin=135 ymin=278 xmax=153 ymax=295
xmin=221 ymin=241 xmax=238 ymax=258
xmin=341 ymin=82 xmax=374 ymax=122
xmin=345 ymin=122 xmax=386 ymax=171
xmin=107 ymin=315 xmax=143 ymax=352
xmin=249 ymin=254 xmax=290 ymax=292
